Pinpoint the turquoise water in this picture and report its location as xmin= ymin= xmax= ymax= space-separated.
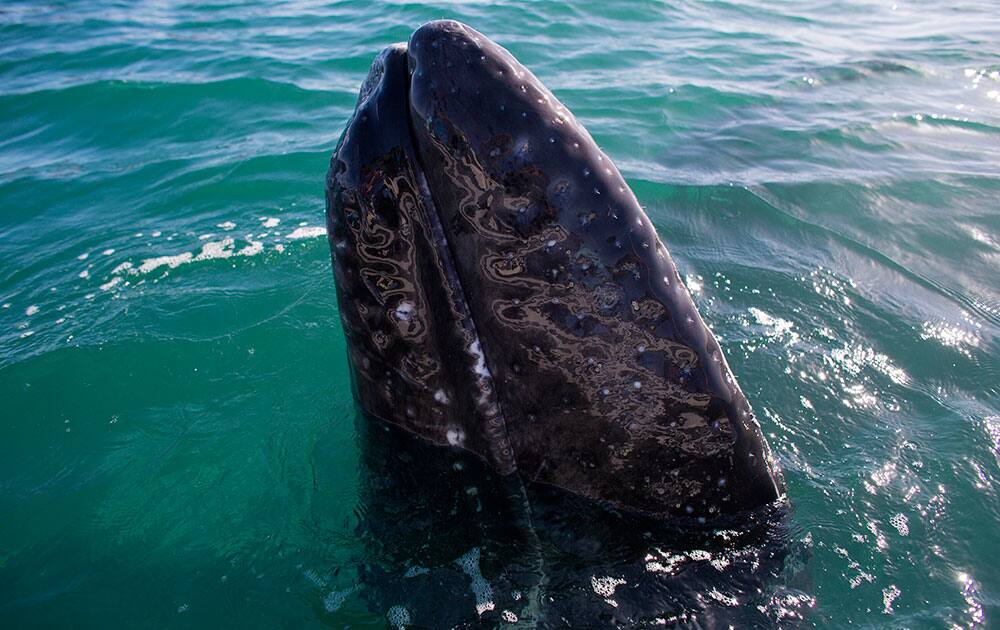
xmin=1 ymin=0 xmax=998 ymax=627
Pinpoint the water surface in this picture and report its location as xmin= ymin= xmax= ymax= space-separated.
xmin=1 ymin=1 xmax=998 ymax=627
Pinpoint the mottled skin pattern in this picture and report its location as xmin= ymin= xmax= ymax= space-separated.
xmin=326 ymin=45 xmax=515 ymax=475
xmin=327 ymin=21 xmax=785 ymax=520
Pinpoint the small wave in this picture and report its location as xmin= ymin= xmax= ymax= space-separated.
xmin=810 ymin=60 xmax=919 ymax=86
xmin=919 ymin=320 xmax=981 ymax=359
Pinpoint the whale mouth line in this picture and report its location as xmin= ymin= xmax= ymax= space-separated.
xmin=326 ymin=20 xmax=785 ymax=520
xmin=346 ymin=37 xmax=524 ymax=475
xmin=403 ymin=47 xmax=522 ymax=476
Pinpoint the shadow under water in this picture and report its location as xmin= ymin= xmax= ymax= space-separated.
xmin=334 ymin=412 xmax=813 ymax=628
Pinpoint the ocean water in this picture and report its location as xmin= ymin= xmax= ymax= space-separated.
xmin=1 ymin=0 xmax=998 ymax=627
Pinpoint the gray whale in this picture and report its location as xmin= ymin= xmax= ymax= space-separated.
xmin=325 ymin=20 xmax=785 ymax=520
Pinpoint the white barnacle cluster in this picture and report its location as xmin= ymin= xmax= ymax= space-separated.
xmin=446 ymin=426 xmax=466 ymax=446
xmin=469 ymin=339 xmax=491 ymax=378
xmin=394 ymin=300 xmax=415 ymax=322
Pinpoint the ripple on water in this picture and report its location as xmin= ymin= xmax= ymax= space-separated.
xmin=1 ymin=0 xmax=999 ymax=627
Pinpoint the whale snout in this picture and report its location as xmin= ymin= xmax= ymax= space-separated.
xmin=409 ymin=19 xmax=478 ymax=60
xmin=327 ymin=21 xmax=786 ymax=520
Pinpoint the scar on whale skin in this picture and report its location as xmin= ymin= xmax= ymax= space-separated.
xmin=325 ymin=20 xmax=785 ymax=520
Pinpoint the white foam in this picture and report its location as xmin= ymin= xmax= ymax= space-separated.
xmin=138 ymin=251 xmax=194 ymax=274
xmin=710 ymin=556 xmax=731 ymax=571
xmin=591 ymin=575 xmax=626 ymax=598
xmin=25 ymin=305 xmax=39 ymax=316
xmin=455 ymin=548 xmax=494 ymax=616
xmin=217 ymin=221 xmax=237 ymax=231
xmin=100 ymin=277 xmax=123 ymax=291
xmin=132 ymin=237 xmax=264 ymax=276
xmin=261 ymin=217 xmax=280 ymax=228
xmin=237 ymin=240 xmax=264 ymax=257
xmin=707 ymin=588 xmax=738 ymax=606
xmin=323 ymin=586 xmax=357 ymax=613
xmin=287 ymin=226 xmax=326 ymax=240
xmin=199 ymin=239 xmax=234 ymax=260
xmin=78 ymin=270 xmax=90 ymax=279
xmin=591 ymin=575 xmax=626 ymax=607
xmin=102 ymin=248 xmax=115 ymax=256
xmin=687 ymin=549 xmax=712 ymax=561
xmin=645 ymin=550 xmax=687 ymax=575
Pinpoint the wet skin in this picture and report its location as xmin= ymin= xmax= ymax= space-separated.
xmin=326 ymin=21 xmax=785 ymax=520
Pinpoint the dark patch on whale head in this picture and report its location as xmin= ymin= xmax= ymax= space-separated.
xmin=326 ymin=20 xmax=785 ymax=520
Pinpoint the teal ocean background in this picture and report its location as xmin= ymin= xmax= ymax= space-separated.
xmin=1 ymin=1 xmax=998 ymax=627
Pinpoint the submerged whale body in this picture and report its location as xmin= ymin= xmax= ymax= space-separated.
xmin=325 ymin=20 xmax=785 ymax=520
xmin=341 ymin=412 xmax=805 ymax=627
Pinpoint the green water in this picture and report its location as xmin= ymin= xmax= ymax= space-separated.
xmin=1 ymin=1 xmax=998 ymax=627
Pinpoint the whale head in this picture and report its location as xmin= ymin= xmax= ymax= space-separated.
xmin=326 ymin=20 xmax=785 ymax=520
